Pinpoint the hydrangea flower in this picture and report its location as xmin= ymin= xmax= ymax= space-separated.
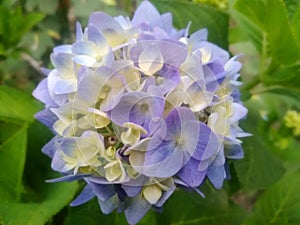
xmin=33 ymin=1 xmax=249 ymax=224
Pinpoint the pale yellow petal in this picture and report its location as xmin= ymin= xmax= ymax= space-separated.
xmin=143 ymin=185 xmax=162 ymax=205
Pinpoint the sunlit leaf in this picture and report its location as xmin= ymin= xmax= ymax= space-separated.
xmin=0 ymin=86 xmax=41 ymax=123
xmin=244 ymin=172 xmax=300 ymax=225
xmin=0 ymin=181 xmax=79 ymax=225
xmin=233 ymin=0 xmax=300 ymax=66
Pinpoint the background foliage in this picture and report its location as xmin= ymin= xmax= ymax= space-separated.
xmin=0 ymin=0 xmax=300 ymax=224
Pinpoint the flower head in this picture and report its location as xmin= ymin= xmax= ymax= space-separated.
xmin=33 ymin=1 xmax=248 ymax=224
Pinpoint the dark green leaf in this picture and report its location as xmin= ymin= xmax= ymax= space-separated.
xmin=234 ymin=103 xmax=285 ymax=190
xmin=0 ymin=124 xmax=27 ymax=201
xmin=24 ymin=120 xmax=54 ymax=193
xmin=291 ymin=5 xmax=300 ymax=46
xmin=283 ymin=0 xmax=300 ymax=20
xmin=64 ymin=195 xmax=157 ymax=225
xmin=0 ymin=121 xmax=21 ymax=145
xmin=263 ymin=86 xmax=300 ymax=101
xmin=0 ymin=86 xmax=41 ymax=123
xmin=64 ymin=198 xmax=125 ymax=225
xmin=152 ymin=0 xmax=229 ymax=49
xmin=156 ymin=188 xmax=246 ymax=225
xmin=244 ymin=172 xmax=300 ymax=225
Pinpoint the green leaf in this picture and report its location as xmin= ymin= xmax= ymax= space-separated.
xmin=156 ymin=188 xmax=247 ymax=225
xmin=64 ymin=194 xmax=157 ymax=225
xmin=24 ymin=120 xmax=54 ymax=193
xmin=262 ymin=85 xmax=300 ymax=101
xmin=244 ymin=172 xmax=300 ymax=225
xmin=261 ymin=64 xmax=300 ymax=84
xmin=0 ymin=181 xmax=79 ymax=225
xmin=0 ymin=3 xmax=44 ymax=49
xmin=232 ymin=0 xmax=300 ymax=66
xmin=0 ymin=86 xmax=41 ymax=123
xmin=25 ymin=0 xmax=59 ymax=15
xmin=283 ymin=0 xmax=300 ymax=20
xmin=0 ymin=124 xmax=27 ymax=202
xmin=291 ymin=5 xmax=300 ymax=46
xmin=234 ymin=103 xmax=285 ymax=190
xmin=64 ymin=198 xmax=126 ymax=225
xmin=152 ymin=0 xmax=229 ymax=49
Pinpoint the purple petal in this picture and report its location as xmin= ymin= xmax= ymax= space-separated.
xmin=35 ymin=108 xmax=57 ymax=128
xmin=207 ymin=165 xmax=225 ymax=189
xmin=48 ymin=70 xmax=77 ymax=95
xmin=46 ymin=174 xmax=87 ymax=183
xmin=131 ymin=1 xmax=160 ymax=26
xmin=124 ymin=194 xmax=151 ymax=225
xmin=32 ymin=78 xmax=56 ymax=106
xmin=155 ymin=182 xmax=176 ymax=207
xmin=72 ymin=41 xmax=98 ymax=56
xmin=87 ymin=25 xmax=107 ymax=46
xmin=159 ymin=40 xmax=187 ymax=67
xmin=190 ymin=29 xmax=208 ymax=43
xmin=164 ymin=107 xmax=195 ymax=140
xmin=76 ymin=21 xmax=83 ymax=41
xmin=86 ymin=180 xmax=116 ymax=202
xmin=110 ymin=91 xmax=164 ymax=129
xmin=98 ymin=194 xmax=119 ymax=214
xmin=192 ymin=123 xmax=216 ymax=160
xmin=70 ymin=185 xmax=95 ymax=206
xmin=121 ymin=185 xmax=142 ymax=197
xmin=142 ymin=142 xmax=184 ymax=178
xmin=177 ymin=158 xmax=207 ymax=187
xmin=42 ymin=136 xmax=60 ymax=157
xmin=89 ymin=12 xmax=122 ymax=33
xmin=225 ymin=143 xmax=244 ymax=159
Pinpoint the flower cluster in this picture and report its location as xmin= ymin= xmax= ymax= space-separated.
xmin=33 ymin=1 xmax=248 ymax=224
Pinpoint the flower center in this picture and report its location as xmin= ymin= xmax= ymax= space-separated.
xmin=140 ymin=103 xmax=149 ymax=112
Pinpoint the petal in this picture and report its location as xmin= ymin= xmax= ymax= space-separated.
xmin=35 ymin=108 xmax=57 ymax=128
xmin=46 ymin=174 xmax=87 ymax=183
xmin=87 ymin=180 xmax=116 ymax=202
xmin=87 ymin=25 xmax=107 ymax=46
xmin=33 ymin=78 xmax=56 ymax=106
xmin=124 ymin=194 xmax=151 ymax=225
xmin=73 ymin=55 xmax=96 ymax=67
xmin=121 ymin=185 xmax=142 ymax=197
xmin=48 ymin=70 xmax=77 ymax=94
xmin=98 ymin=194 xmax=119 ymax=214
xmin=224 ymin=143 xmax=244 ymax=159
xmin=143 ymin=185 xmax=162 ymax=205
xmin=155 ymin=182 xmax=176 ymax=207
xmin=207 ymin=165 xmax=226 ymax=189
xmin=141 ymin=142 xmax=184 ymax=178
xmin=230 ymin=103 xmax=248 ymax=122
xmin=72 ymin=41 xmax=98 ymax=57
xmin=131 ymin=1 xmax=160 ymax=26
xmin=138 ymin=42 xmax=164 ymax=76
xmin=177 ymin=158 xmax=207 ymax=187
xmin=70 ymin=185 xmax=95 ymax=206
xmin=42 ymin=136 xmax=60 ymax=157
xmin=89 ymin=12 xmax=123 ymax=33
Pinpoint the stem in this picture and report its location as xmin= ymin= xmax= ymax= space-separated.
xmin=259 ymin=32 xmax=268 ymax=75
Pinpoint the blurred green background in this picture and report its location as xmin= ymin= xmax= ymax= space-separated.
xmin=1 ymin=0 xmax=300 ymax=224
